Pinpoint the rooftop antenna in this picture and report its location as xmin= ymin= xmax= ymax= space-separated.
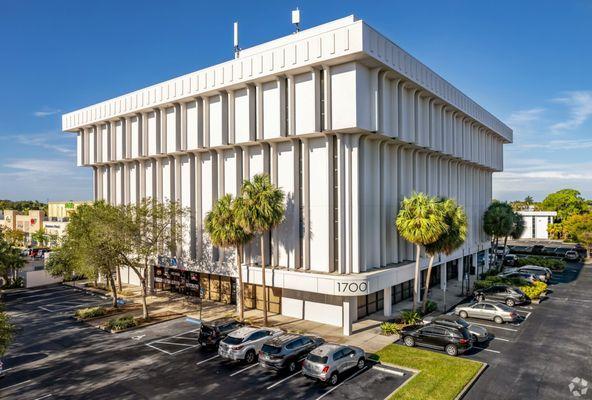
xmin=292 ymin=8 xmax=301 ymax=33
xmin=233 ymin=21 xmax=240 ymax=58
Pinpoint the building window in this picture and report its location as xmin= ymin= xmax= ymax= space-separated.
xmin=532 ymin=217 xmax=536 ymax=238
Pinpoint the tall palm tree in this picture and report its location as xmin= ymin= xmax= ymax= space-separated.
xmin=422 ymin=198 xmax=467 ymax=313
xmin=205 ymin=194 xmax=252 ymax=321
xmin=396 ymin=193 xmax=446 ymax=311
xmin=483 ymin=201 xmax=514 ymax=250
xmin=236 ymin=174 xmax=285 ymax=326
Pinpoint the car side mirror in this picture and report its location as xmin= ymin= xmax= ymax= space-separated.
xmin=349 ymin=353 xmax=354 ymax=358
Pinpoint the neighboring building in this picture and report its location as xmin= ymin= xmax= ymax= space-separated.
xmin=518 ymin=210 xmax=557 ymax=240
xmin=0 ymin=201 xmax=90 ymax=245
xmin=62 ymin=16 xmax=511 ymax=334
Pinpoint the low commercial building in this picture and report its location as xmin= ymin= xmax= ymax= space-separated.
xmin=62 ymin=16 xmax=511 ymax=334
xmin=518 ymin=210 xmax=557 ymax=240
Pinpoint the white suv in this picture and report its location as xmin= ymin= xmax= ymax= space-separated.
xmin=218 ymin=327 xmax=283 ymax=363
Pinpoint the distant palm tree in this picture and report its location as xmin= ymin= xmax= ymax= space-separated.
xmin=236 ymin=174 xmax=285 ymax=326
xmin=205 ymin=194 xmax=252 ymax=321
xmin=396 ymin=193 xmax=446 ymax=311
xmin=423 ymin=198 xmax=467 ymax=313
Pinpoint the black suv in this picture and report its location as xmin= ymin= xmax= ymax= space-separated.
xmin=258 ymin=333 xmax=325 ymax=372
xmin=401 ymin=324 xmax=472 ymax=356
xmin=474 ymin=284 xmax=527 ymax=307
xmin=198 ymin=318 xmax=245 ymax=348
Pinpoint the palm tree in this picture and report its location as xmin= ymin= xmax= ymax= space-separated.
xmin=205 ymin=194 xmax=252 ymax=321
xmin=483 ymin=201 xmax=514 ymax=249
xmin=396 ymin=193 xmax=446 ymax=311
xmin=422 ymin=198 xmax=467 ymax=313
xmin=236 ymin=174 xmax=285 ymax=326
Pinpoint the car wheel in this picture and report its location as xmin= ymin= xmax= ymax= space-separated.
xmin=445 ymin=344 xmax=458 ymax=356
xmin=329 ymin=372 xmax=339 ymax=386
xmin=403 ymin=336 xmax=415 ymax=347
xmin=494 ymin=316 xmax=503 ymax=324
xmin=459 ymin=311 xmax=468 ymax=319
xmin=506 ymin=299 xmax=515 ymax=307
xmin=244 ymin=350 xmax=256 ymax=364
xmin=288 ymin=360 xmax=297 ymax=373
xmin=357 ymin=357 xmax=365 ymax=370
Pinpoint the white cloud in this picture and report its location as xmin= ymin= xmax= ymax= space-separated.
xmin=506 ymin=108 xmax=545 ymax=129
xmin=550 ymin=91 xmax=592 ymax=131
xmin=515 ymin=139 xmax=592 ymax=150
xmin=33 ymin=109 xmax=61 ymax=117
xmin=0 ymin=132 xmax=75 ymax=155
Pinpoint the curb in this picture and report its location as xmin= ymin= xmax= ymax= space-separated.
xmin=455 ymin=361 xmax=488 ymax=400
xmin=105 ymin=313 xmax=184 ymax=334
xmin=379 ymin=361 xmax=419 ymax=399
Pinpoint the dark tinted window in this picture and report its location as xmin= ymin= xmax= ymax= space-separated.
xmin=472 ymin=304 xmax=484 ymax=310
xmin=223 ymin=336 xmax=244 ymax=345
xmin=286 ymin=339 xmax=301 ymax=350
xmin=261 ymin=344 xmax=282 ymax=354
xmin=484 ymin=304 xmax=496 ymax=311
xmin=247 ymin=331 xmax=267 ymax=341
xmin=301 ymin=337 xmax=313 ymax=346
xmin=332 ymin=349 xmax=345 ymax=360
xmin=307 ymin=354 xmax=328 ymax=364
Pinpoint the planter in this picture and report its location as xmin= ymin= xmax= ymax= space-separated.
xmin=107 ymin=312 xmax=183 ymax=334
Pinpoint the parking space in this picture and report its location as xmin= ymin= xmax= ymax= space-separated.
xmin=145 ymin=328 xmax=202 ymax=355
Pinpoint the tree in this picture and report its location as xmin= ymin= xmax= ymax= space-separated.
xmin=59 ymin=201 xmax=122 ymax=308
xmin=562 ymin=213 xmax=592 ymax=243
xmin=4 ymin=229 xmax=25 ymax=247
xmin=0 ymin=303 xmax=14 ymax=356
xmin=0 ymin=238 xmax=25 ymax=286
xmin=541 ymin=189 xmax=588 ymax=221
xmin=236 ymin=174 xmax=285 ymax=326
xmin=31 ymin=227 xmax=48 ymax=247
xmin=524 ymin=196 xmax=534 ymax=205
xmin=396 ymin=193 xmax=446 ymax=311
xmin=510 ymin=212 xmax=525 ymax=240
xmin=205 ymin=194 xmax=253 ymax=321
xmin=483 ymin=201 xmax=514 ymax=249
xmin=422 ymin=198 xmax=467 ymax=313
xmin=116 ymin=199 xmax=185 ymax=319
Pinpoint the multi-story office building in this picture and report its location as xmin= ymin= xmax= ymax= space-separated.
xmin=62 ymin=16 xmax=511 ymax=334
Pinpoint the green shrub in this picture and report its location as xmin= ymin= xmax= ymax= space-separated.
xmin=3 ymin=277 xmax=24 ymax=289
xmin=520 ymin=281 xmax=548 ymax=300
xmin=474 ymin=275 xmax=529 ymax=290
xmin=75 ymin=306 xmax=107 ymax=319
xmin=401 ymin=310 xmax=422 ymax=325
xmin=380 ymin=321 xmax=401 ymax=336
xmin=516 ymin=256 xmax=565 ymax=272
xmin=106 ymin=315 xmax=138 ymax=331
xmin=425 ymin=300 xmax=438 ymax=314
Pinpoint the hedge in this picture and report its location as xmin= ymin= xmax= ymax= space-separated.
xmin=75 ymin=306 xmax=107 ymax=319
xmin=515 ymin=256 xmax=566 ymax=271
xmin=106 ymin=315 xmax=138 ymax=331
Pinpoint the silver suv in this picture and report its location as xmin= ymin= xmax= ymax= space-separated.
xmin=218 ymin=327 xmax=283 ymax=363
xmin=302 ymin=344 xmax=365 ymax=385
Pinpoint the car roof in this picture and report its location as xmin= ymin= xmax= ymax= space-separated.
xmin=227 ymin=326 xmax=259 ymax=338
xmin=206 ymin=318 xmax=240 ymax=327
xmin=433 ymin=314 xmax=462 ymax=323
xmin=264 ymin=333 xmax=303 ymax=346
xmin=309 ymin=343 xmax=343 ymax=356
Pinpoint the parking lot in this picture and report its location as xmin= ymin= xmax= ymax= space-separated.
xmin=1 ymin=285 xmax=411 ymax=400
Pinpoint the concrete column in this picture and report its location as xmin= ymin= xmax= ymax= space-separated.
xmin=343 ymin=297 xmax=353 ymax=336
xmin=440 ymin=262 xmax=447 ymax=289
xmin=302 ymin=138 xmax=310 ymax=271
xmin=457 ymin=258 xmax=464 ymax=282
xmin=383 ymin=287 xmax=392 ymax=317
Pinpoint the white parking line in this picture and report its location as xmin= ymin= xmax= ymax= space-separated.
xmin=470 ymin=322 xmax=518 ymax=332
xmin=473 ymin=346 xmax=501 ymax=354
xmin=196 ymin=355 xmax=219 ymax=366
xmin=230 ymin=363 xmax=259 ymax=377
xmin=372 ymin=365 xmax=405 ymax=376
xmin=315 ymin=366 xmax=369 ymax=400
xmin=151 ymin=340 xmax=197 ymax=347
xmin=516 ymin=306 xmax=533 ymax=311
xmin=34 ymin=394 xmax=52 ymax=400
xmin=492 ymin=337 xmax=511 ymax=342
xmin=2 ymin=379 xmax=32 ymax=390
xmin=523 ymin=312 xmax=532 ymax=320
xmin=145 ymin=343 xmax=175 ymax=355
xmin=266 ymin=371 xmax=302 ymax=389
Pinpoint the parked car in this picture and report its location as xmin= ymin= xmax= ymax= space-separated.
xmin=400 ymin=324 xmax=472 ymax=356
xmin=497 ymin=271 xmax=539 ymax=284
xmin=495 ymin=245 xmax=510 ymax=257
xmin=198 ymin=318 xmax=245 ymax=348
xmin=564 ymin=250 xmax=580 ymax=261
xmin=0 ymin=360 xmax=4 ymax=378
xmin=218 ymin=327 xmax=283 ymax=363
xmin=425 ymin=314 xmax=489 ymax=342
xmin=474 ymin=284 xmax=527 ymax=307
xmin=455 ymin=301 xmax=519 ymax=324
xmin=302 ymin=344 xmax=365 ymax=385
xmin=513 ymin=265 xmax=551 ymax=281
xmin=503 ymin=254 xmax=519 ymax=267
xmin=259 ymin=333 xmax=325 ymax=373
xmin=554 ymin=247 xmax=569 ymax=257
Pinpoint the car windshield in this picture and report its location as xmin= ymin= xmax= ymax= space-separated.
xmin=223 ymin=336 xmax=244 ymax=345
xmin=307 ymin=354 xmax=328 ymax=364
xmin=457 ymin=319 xmax=469 ymax=328
xmin=261 ymin=344 xmax=282 ymax=354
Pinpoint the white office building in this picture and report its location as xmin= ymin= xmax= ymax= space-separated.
xmin=518 ymin=210 xmax=557 ymax=240
xmin=62 ymin=16 xmax=511 ymax=334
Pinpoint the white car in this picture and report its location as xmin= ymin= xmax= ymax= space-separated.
xmin=564 ymin=250 xmax=580 ymax=261
xmin=218 ymin=326 xmax=283 ymax=363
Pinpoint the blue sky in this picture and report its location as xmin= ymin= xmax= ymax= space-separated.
xmin=1 ymin=0 xmax=591 ymax=202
